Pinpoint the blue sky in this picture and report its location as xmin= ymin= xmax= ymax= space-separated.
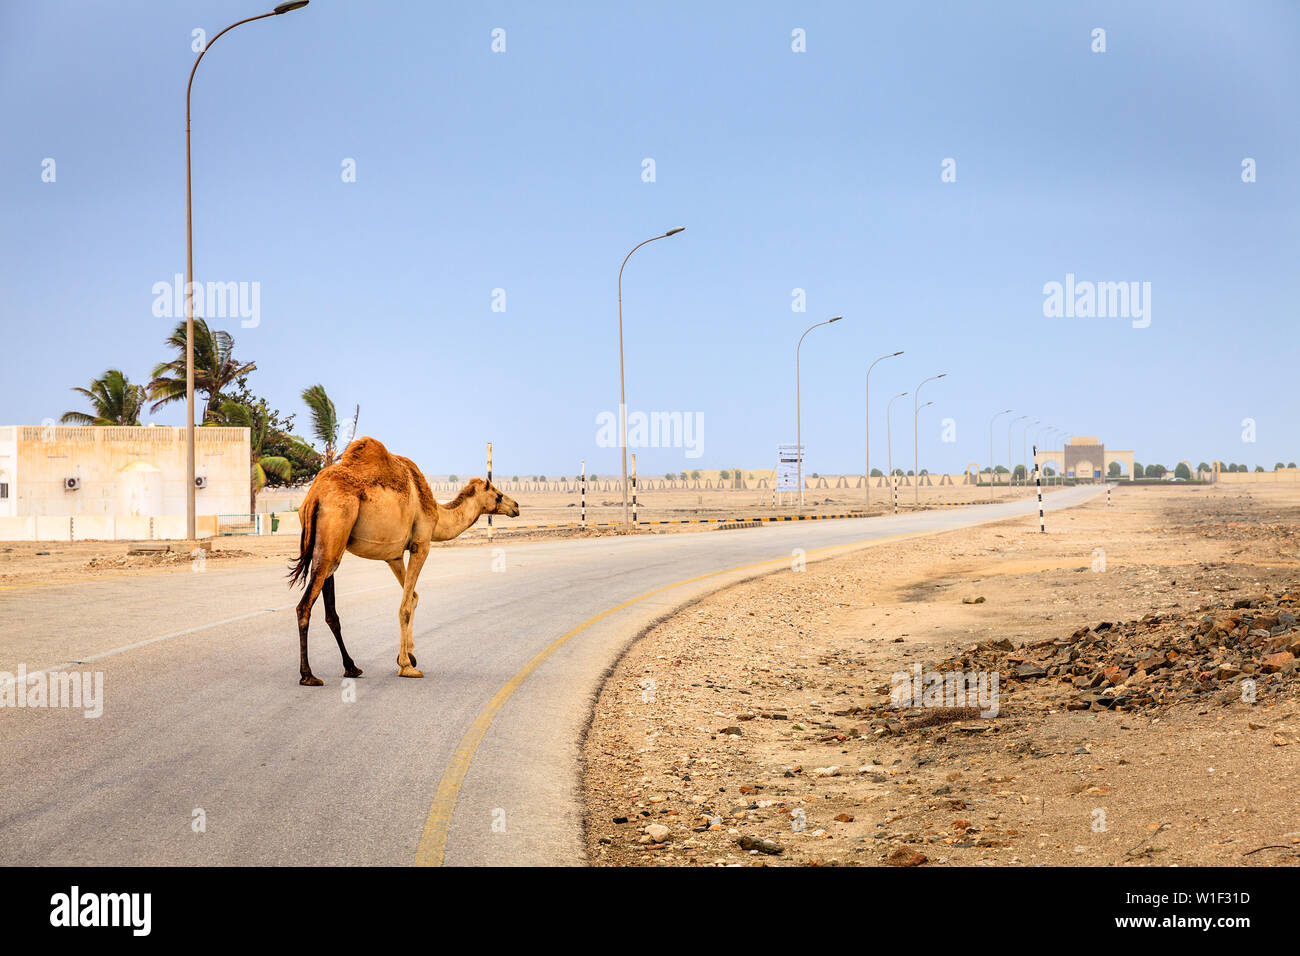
xmin=2 ymin=0 xmax=1297 ymax=478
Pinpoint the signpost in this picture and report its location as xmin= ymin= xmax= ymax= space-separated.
xmin=777 ymin=444 xmax=801 ymax=507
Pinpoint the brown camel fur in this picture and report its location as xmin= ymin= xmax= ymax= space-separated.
xmin=288 ymin=436 xmax=519 ymax=685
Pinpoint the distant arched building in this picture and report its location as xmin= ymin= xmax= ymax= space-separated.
xmin=1034 ymin=436 xmax=1134 ymax=481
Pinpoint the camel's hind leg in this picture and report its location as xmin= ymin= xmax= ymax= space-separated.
xmin=395 ymin=543 xmax=429 ymax=678
xmin=296 ymin=503 xmax=355 ymax=686
xmin=323 ymin=575 xmax=362 ymax=678
xmin=296 ymin=569 xmax=329 ymax=686
xmin=385 ymin=557 xmax=418 ymax=668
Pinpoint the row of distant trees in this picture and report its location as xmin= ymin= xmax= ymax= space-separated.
xmin=1125 ymin=461 xmax=1297 ymax=479
xmin=60 ymin=318 xmax=346 ymax=510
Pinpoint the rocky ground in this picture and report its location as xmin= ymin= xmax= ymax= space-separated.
xmin=582 ymin=484 xmax=1300 ymax=867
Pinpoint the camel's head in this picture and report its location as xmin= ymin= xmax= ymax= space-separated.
xmin=472 ymin=478 xmax=520 ymax=518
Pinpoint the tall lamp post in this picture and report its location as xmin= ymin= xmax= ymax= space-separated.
xmin=184 ymin=0 xmax=310 ymax=541
xmin=1020 ymin=419 xmax=1040 ymax=485
xmin=886 ymin=391 xmax=907 ymax=513
xmin=795 ymin=316 xmax=842 ymax=510
xmin=1031 ymin=423 xmax=1053 ymax=479
xmin=988 ymin=408 xmax=1012 ymax=500
xmin=913 ymin=373 xmax=946 ymax=505
xmin=1047 ymin=427 xmax=1064 ymax=483
xmin=864 ymin=350 xmax=903 ymax=508
xmin=617 ymin=226 xmax=685 ymax=525
xmin=1007 ymin=414 xmax=1027 ymax=486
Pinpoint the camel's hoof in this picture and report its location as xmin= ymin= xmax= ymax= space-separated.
xmin=300 ymin=674 xmax=324 ymax=687
xmin=344 ymin=666 xmax=363 ymax=678
xmin=398 ymin=665 xmax=424 ymax=678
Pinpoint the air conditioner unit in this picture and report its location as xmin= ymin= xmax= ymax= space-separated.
xmin=195 ymin=476 xmax=208 ymax=489
xmin=64 ymin=477 xmax=81 ymax=491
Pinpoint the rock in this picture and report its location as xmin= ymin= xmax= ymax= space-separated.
xmin=810 ymin=765 xmax=841 ymax=777
xmin=1015 ymin=663 xmax=1047 ymax=679
xmin=737 ymin=834 xmax=783 ymax=855
xmin=645 ymin=823 xmax=671 ymax=843
xmin=1273 ymin=727 xmax=1296 ymax=747
xmin=834 ymin=813 xmax=855 ymax=823
xmin=1260 ymin=652 xmax=1295 ymax=674
xmin=718 ymin=726 xmax=744 ymax=736
xmin=885 ymin=845 xmax=928 ymax=866
xmin=962 ymin=596 xmax=986 ymax=605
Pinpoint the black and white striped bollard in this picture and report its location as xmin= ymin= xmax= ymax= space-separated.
xmin=581 ymin=459 xmax=586 ymax=526
xmin=631 ymin=453 xmax=638 ymax=525
xmin=1034 ymin=446 xmax=1044 ymax=533
xmin=486 ymin=441 xmax=494 ymax=541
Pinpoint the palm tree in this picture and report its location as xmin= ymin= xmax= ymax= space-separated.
xmin=300 ymin=384 xmax=340 ymax=466
xmin=148 ymin=318 xmax=257 ymax=420
xmin=61 ymin=369 xmax=147 ymax=425
xmin=208 ymin=398 xmax=291 ymax=512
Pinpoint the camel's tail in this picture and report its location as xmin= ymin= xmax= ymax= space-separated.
xmin=288 ymin=490 xmax=319 ymax=589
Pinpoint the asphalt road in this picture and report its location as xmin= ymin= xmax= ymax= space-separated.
xmin=0 ymin=486 xmax=1101 ymax=866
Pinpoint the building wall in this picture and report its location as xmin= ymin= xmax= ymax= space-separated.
xmin=0 ymin=426 xmax=17 ymax=518
xmin=4 ymin=425 xmax=250 ymax=518
xmin=1217 ymin=468 xmax=1300 ymax=483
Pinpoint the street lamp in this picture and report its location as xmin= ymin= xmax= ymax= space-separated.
xmin=1031 ymin=423 xmax=1054 ymax=479
xmin=864 ymin=350 xmax=903 ymax=508
xmin=912 ymin=399 xmax=935 ymax=501
xmin=796 ymin=316 xmax=842 ymax=510
xmin=1020 ymin=419 xmax=1040 ymax=485
xmin=1007 ymin=414 xmax=1027 ymax=485
xmin=886 ymin=391 xmax=907 ymax=514
xmin=988 ymin=409 xmax=1012 ymax=500
xmin=617 ymin=227 xmax=685 ymax=525
xmin=184 ymin=0 xmax=310 ymax=541
xmin=913 ymin=373 xmax=946 ymax=505
xmin=1047 ymin=427 xmax=1065 ymax=484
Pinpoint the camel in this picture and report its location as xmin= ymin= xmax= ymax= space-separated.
xmin=287 ymin=436 xmax=519 ymax=686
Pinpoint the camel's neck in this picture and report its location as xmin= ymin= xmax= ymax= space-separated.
xmin=431 ymin=495 xmax=484 ymax=541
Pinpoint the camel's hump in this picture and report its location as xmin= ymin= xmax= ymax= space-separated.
xmin=339 ymin=436 xmax=391 ymax=465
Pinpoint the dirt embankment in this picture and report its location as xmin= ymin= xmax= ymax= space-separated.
xmin=582 ymin=484 xmax=1300 ymax=866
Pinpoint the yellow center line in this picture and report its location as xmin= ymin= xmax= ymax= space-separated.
xmin=413 ymin=524 xmax=959 ymax=866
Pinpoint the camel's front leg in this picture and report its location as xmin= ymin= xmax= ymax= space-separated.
xmin=396 ymin=544 xmax=429 ymax=677
xmin=386 ymin=556 xmax=419 ymax=668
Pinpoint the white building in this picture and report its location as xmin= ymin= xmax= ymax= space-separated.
xmin=0 ymin=425 xmax=250 ymax=540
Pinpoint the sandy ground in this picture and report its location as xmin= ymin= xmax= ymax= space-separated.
xmin=582 ymin=483 xmax=1300 ymax=866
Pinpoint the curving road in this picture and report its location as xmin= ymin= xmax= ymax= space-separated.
xmin=0 ymin=486 xmax=1101 ymax=866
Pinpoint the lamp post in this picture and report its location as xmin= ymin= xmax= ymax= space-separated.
xmin=617 ymin=226 xmax=685 ymax=525
xmin=912 ymin=399 xmax=935 ymax=500
xmin=1031 ymin=423 xmax=1052 ymax=479
xmin=795 ymin=316 xmax=842 ymax=510
xmin=913 ymin=373 xmax=946 ymax=505
xmin=886 ymin=391 xmax=907 ymax=514
xmin=1047 ymin=427 xmax=1064 ymax=484
xmin=864 ymin=350 xmax=903 ymax=508
xmin=1007 ymin=414 xmax=1027 ymax=486
xmin=184 ymin=0 xmax=310 ymax=541
xmin=988 ymin=408 xmax=1012 ymax=501
xmin=1020 ymin=419 xmax=1040 ymax=485
xmin=1032 ymin=423 xmax=1053 ymax=477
